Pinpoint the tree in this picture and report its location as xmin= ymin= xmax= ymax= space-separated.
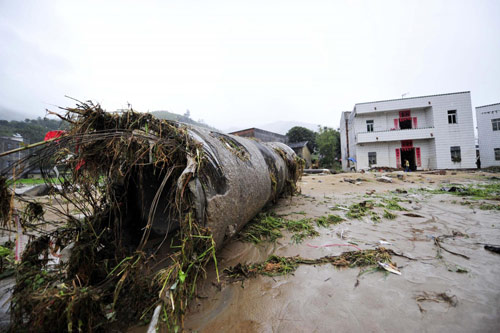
xmin=286 ymin=126 xmax=316 ymax=151
xmin=316 ymin=126 xmax=341 ymax=168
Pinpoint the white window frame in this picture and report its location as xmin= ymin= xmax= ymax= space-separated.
xmin=448 ymin=110 xmax=457 ymax=124
xmin=450 ymin=146 xmax=461 ymax=162
xmin=495 ymin=148 xmax=500 ymax=161
xmin=492 ymin=118 xmax=500 ymax=131
xmin=368 ymin=152 xmax=376 ymax=166
xmin=366 ymin=120 xmax=374 ymax=132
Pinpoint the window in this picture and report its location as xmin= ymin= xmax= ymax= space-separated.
xmin=368 ymin=152 xmax=376 ymax=166
xmin=366 ymin=120 xmax=374 ymax=132
xmin=495 ymin=148 xmax=500 ymax=161
xmin=492 ymin=118 xmax=500 ymax=131
xmin=450 ymin=146 xmax=461 ymax=162
xmin=448 ymin=110 xmax=457 ymax=124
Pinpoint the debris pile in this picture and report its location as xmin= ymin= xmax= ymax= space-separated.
xmin=224 ymin=247 xmax=397 ymax=281
xmin=0 ymin=101 xmax=304 ymax=331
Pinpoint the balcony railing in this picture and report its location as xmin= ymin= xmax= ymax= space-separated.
xmin=356 ymin=126 xmax=435 ymax=143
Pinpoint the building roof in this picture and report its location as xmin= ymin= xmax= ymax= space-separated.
xmin=287 ymin=141 xmax=308 ymax=149
xmin=476 ymin=102 xmax=500 ymax=109
xmin=228 ymin=127 xmax=256 ymax=134
xmin=229 ymin=127 xmax=286 ymax=137
xmin=354 ymin=91 xmax=470 ymax=106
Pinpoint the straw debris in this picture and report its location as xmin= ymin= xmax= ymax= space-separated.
xmin=224 ymin=247 xmax=396 ymax=281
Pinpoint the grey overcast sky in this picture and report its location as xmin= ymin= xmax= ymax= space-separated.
xmin=1 ymin=0 xmax=499 ymax=129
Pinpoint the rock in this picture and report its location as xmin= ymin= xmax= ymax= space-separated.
xmin=404 ymin=212 xmax=424 ymax=218
xmin=377 ymin=176 xmax=393 ymax=183
xmin=22 ymin=184 xmax=52 ymax=197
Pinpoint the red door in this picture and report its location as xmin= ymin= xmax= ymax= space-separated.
xmin=415 ymin=147 xmax=421 ymax=167
xmin=395 ymin=149 xmax=401 ymax=168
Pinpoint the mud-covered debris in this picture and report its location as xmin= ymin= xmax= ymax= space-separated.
xmin=441 ymin=186 xmax=465 ymax=193
xmin=0 ymin=101 xmax=304 ymax=332
xmin=416 ymin=291 xmax=458 ymax=308
xmin=377 ymin=176 xmax=393 ymax=183
xmin=304 ymin=169 xmax=330 ymax=174
xmin=484 ymin=245 xmax=500 ymax=254
xmin=224 ymin=248 xmax=396 ymax=281
xmin=434 ymin=231 xmax=470 ymax=259
xmin=378 ymin=261 xmax=401 ymax=275
xmin=403 ymin=213 xmax=424 ymax=218
xmin=21 ymin=184 xmax=53 ymax=197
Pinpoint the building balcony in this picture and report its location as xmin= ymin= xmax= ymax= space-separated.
xmin=356 ymin=127 xmax=435 ymax=143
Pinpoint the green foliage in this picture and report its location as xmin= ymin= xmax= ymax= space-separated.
xmin=478 ymin=203 xmax=500 ymax=210
xmin=287 ymin=218 xmax=319 ymax=243
xmin=370 ymin=212 xmax=381 ymax=222
xmin=346 ymin=201 xmax=373 ymax=219
xmin=382 ymin=198 xmax=407 ymax=211
xmin=0 ymin=117 xmax=63 ymax=144
xmin=383 ymin=210 xmax=397 ymax=220
xmin=316 ymin=126 xmax=340 ymax=168
xmin=240 ymin=214 xmax=284 ymax=243
xmin=286 ymin=126 xmax=317 ymax=151
xmin=426 ymin=183 xmax=500 ymax=200
xmin=316 ymin=214 xmax=345 ymax=227
xmin=240 ymin=214 xmax=319 ymax=244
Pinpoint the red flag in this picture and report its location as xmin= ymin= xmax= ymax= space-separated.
xmin=44 ymin=130 xmax=65 ymax=141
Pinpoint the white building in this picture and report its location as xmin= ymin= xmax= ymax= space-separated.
xmin=476 ymin=102 xmax=500 ymax=168
xmin=340 ymin=91 xmax=476 ymax=171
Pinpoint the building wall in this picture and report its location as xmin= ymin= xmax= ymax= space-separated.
xmin=355 ymin=92 xmax=460 ymax=114
xmin=430 ymin=93 xmax=476 ymax=169
xmin=300 ymin=146 xmax=312 ymax=168
xmin=476 ymin=103 xmax=500 ymax=168
xmin=0 ymin=135 xmax=24 ymax=172
xmin=356 ymin=139 xmax=434 ymax=170
xmin=254 ymin=128 xmax=288 ymax=143
xmin=354 ymin=107 xmax=433 ymax=134
xmin=348 ymin=112 xmax=356 ymax=170
xmin=340 ymin=112 xmax=350 ymax=171
xmin=346 ymin=92 xmax=475 ymax=170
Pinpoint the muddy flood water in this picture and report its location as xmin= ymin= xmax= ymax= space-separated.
xmin=183 ymin=171 xmax=500 ymax=332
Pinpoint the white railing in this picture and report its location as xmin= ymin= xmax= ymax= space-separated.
xmin=357 ymin=127 xmax=435 ymax=143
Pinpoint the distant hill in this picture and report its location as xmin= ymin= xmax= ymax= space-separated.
xmin=150 ymin=111 xmax=219 ymax=131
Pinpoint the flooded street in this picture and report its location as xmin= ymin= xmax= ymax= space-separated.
xmin=185 ymin=171 xmax=500 ymax=332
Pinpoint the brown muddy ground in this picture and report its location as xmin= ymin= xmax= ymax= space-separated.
xmin=184 ymin=171 xmax=500 ymax=332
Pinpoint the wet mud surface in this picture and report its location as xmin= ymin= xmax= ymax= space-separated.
xmin=184 ymin=171 xmax=500 ymax=332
